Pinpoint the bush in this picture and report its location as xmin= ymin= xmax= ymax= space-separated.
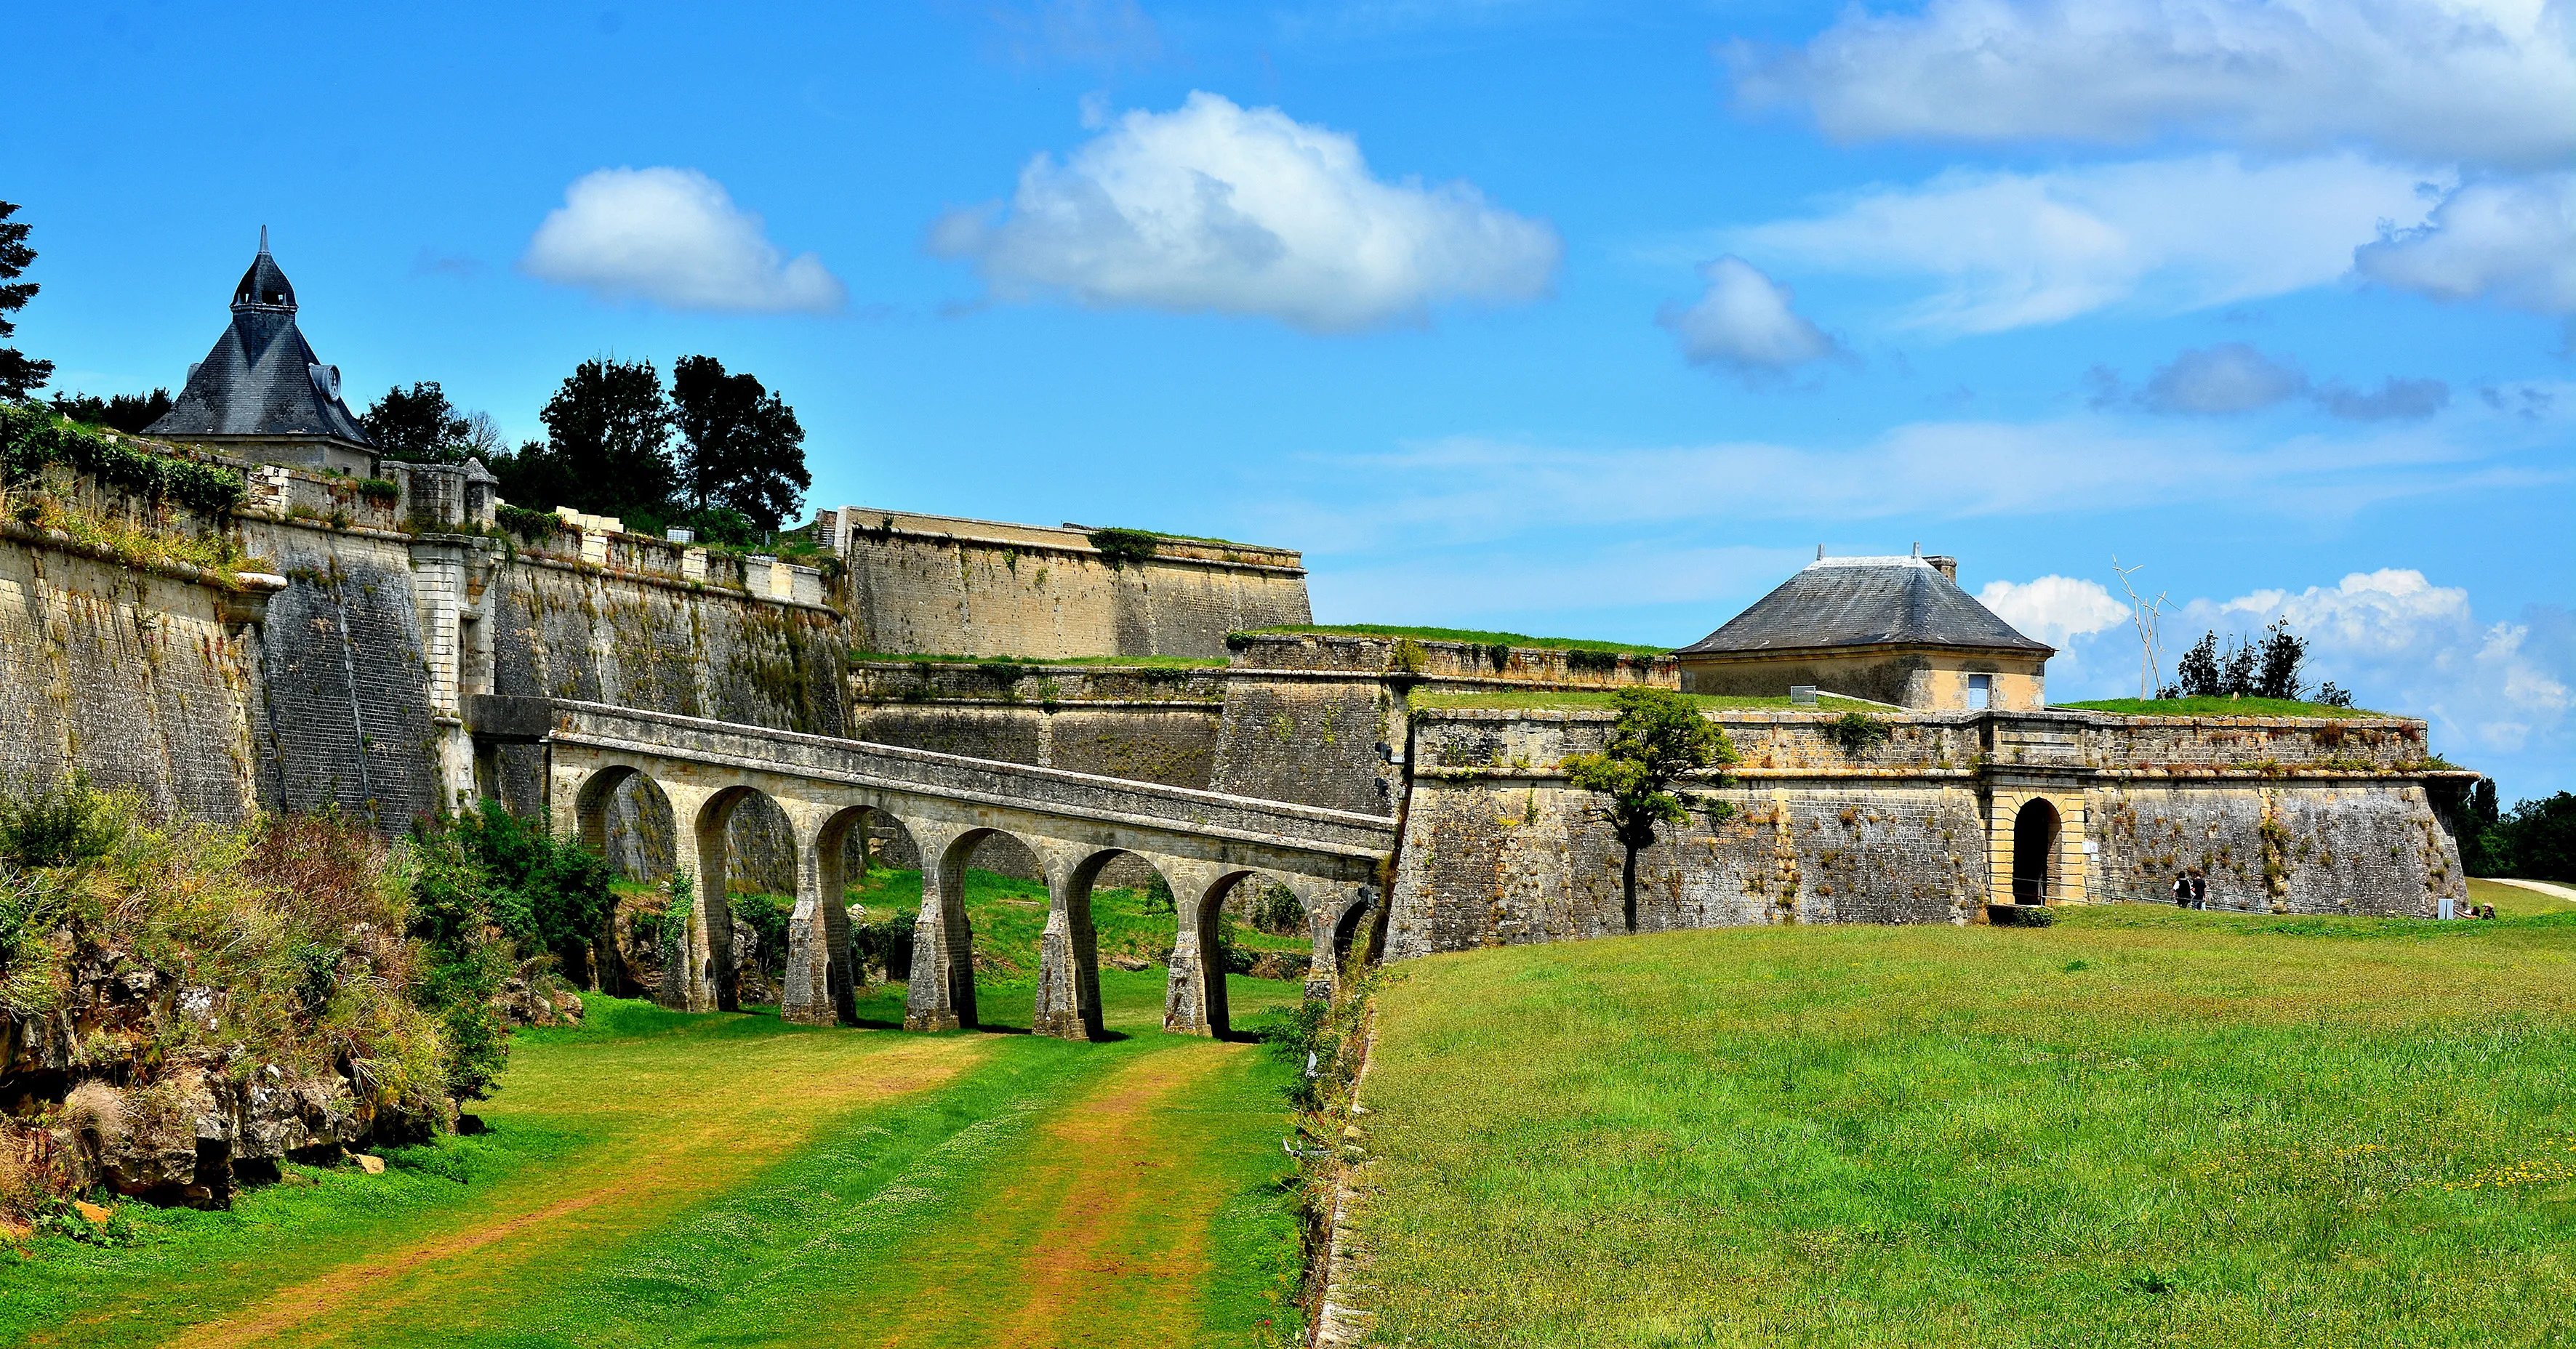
xmin=1823 ymin=712 xmax=1893 ymax=757
xmin=854 ymin=909 xmax=916 ymax=983
xmin=1086 ymin=527 xmax=1160 ymax=568
xmin=0 ymin=403 xmax=246 ymax=516
xmin=354 ymin=477 xmax=401 ymax=504
xmin=0 ymin=770 xmax=127 ymax=869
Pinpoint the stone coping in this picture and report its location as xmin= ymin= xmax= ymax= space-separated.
xmin=1414 ymin=705 xmax=2431 ymax=731
xmin=843 ymin=510 xmax=1307 ymax=576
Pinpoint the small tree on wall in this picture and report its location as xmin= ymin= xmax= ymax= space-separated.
xmin=1562 ymin=688 xmax=1737 ymax=933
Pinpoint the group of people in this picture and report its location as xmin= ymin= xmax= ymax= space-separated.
xmin=2172 ymin=866 xmax=2500 ymax=919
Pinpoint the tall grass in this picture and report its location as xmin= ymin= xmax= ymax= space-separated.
xmin=1352 ymin=904 xmax=2576 ymax=1346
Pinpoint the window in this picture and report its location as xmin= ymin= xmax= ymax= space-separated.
xmin=1967 ymin=674 xmax=1993 ymax=710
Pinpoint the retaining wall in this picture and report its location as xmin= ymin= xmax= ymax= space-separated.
xmin=1385 ymin=707 xmax=2469 ymax=959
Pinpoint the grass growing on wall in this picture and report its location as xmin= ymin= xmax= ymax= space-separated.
xmin=848 ymin=650 xmax=1230 ymax=669
xmin=1241 ymin=624 xmax=1669 ymax=656
xmin=1347 ymin=903 xmax=2576 ymax=1347
xmin=2054 ymin=696 xmax=2390 ymax=719
xmin=1410 ymin=689 xmax=1878 ymax=714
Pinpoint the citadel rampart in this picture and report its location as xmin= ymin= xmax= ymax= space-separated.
xmin=0 ymin=438 xmax=843 ymax=899
xmin=835 ymin=510 xmax=1311 ymax=660
xmin=1385 ymin=706 xmax=2471 ymax=958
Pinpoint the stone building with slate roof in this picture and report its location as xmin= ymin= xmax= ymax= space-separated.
xmin=148 ymin=232 xmax=377 ymax=475
xmin=1674 ymin=549 xmax=2053 ymax=711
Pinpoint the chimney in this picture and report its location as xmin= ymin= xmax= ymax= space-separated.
xmin=1925 ymin=555 xmax=1959 ymax=582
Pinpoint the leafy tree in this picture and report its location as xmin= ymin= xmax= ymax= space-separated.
xmin=361 ymin=381 xmax=474 ymax=464
xmin=529 ymin=357 xmax=677 ymax=519
xmin=0 ymin=201 xmax=53 ymax=403
xmin=48 ymin=388 xmax=172 ymax=433
xmin=2480 ymin=792 xmax=2576 ymax=882
xmin=1561 ymin=687 xmax=1737 ymax=933
xmin=2162 ymin=619 xmax=2350 ymax=705
xmin=670 ymin=355 xmax=808 ymax=532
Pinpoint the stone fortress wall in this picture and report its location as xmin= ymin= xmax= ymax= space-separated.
xmin=0 ymin=440 xmax=842 ymax=900
xmin=0 ymin=430 xmax=2479 ymax=967
xmin=830 ymin=508 xmax=1312 ymax=660
xmin=1386 ymin=706 xmax=2471 ymax=958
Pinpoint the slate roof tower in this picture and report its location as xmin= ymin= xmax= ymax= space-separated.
xmin=148 ymin=230 xmax=377 ymax=475
xmin=1672 ymin=549 xmax=2053 ymax=711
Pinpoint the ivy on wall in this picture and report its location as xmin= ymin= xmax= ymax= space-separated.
xmin=0 ymin=404 xmax=246 ymax=517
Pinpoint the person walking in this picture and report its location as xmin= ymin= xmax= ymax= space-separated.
xmin=2172 ymin=871 xmax=2193 ymax=906
xmin=2189 ymin=869 xmax=2208 ymax=909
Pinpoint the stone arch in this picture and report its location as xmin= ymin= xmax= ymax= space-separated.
xmin=571 ymin=764 xmax=676 ymax=884
xmin=1330 ymin=890 xmax=1376 ymax=967
xmin=1037 ymin=846 xmax=1162 ymax=1042
xmin=667 ymin=783 xmax=793 ymax=1014
xmin=779 ymin=802 xmax=872 ymax=1028
xmin=904 ymin=823 xmax=1045 ymax=1032
xmin=2012 ymin=797 xmax=2062 ymax=904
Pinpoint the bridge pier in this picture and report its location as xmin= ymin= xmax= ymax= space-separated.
xmin=779 ymin=802 xmax=858 ymax=1027
xmin=655 ymin=783 xmax=736 ymax=1015
xmin=1160 ymin=863 xmax=1232 ymax=1038
xmin=1032 ymin=845 xmax=1107 ymax=1042
xmin=1304 ymin=882 xmax=1381 ymax=1001
xmin=904 ymin=822 xmax=979 ymax=1032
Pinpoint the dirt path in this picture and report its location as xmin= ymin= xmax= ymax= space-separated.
xmin=147 ymin=1033 xmax=982 ymax=1349
xmin=866 ymin=1041 xmax=1248 ymax=1349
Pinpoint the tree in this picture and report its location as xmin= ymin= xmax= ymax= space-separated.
xmin=2481 ymin=792 xmax=2576 ymax=882
xmin=0 ymin=201 xmax=53 ymax=403
xmin=361 ymin=382 xmax=474 ymax=464
xmin=49 ymin=387 xmax=173 ymax=433
xmin=1561 ymin=687 xmax=1736 ymax=933
xmin=531 ymin=358 xmax=676 ymax=519
xmin=670 ymin=355 xmax=809 ymax=532
xmin=2162 ymin=619 xmax=2351 ymax=706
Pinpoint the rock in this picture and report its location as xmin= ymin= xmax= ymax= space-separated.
xmin=1107 ymin=953 xmax=1152 ymax=973
xmin=73 ymin=1200 xmax=113 ymax=1225
xmin=547 ymin=991 xmax=585 ymax=1025
xmin=351 ymin=1153 xmax=385 ymax=1175
xmin=1248 ymin=951 xmax=1304 ymax=981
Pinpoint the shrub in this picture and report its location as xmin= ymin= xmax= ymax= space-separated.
xmin=1086 ymin=527 xmax=1160 ymax=568
xmin=1824 ymin=712 xmax=1893 ymax=757
xmin=354 ymin=477 xmax=401 ymax=504
xmin=0 ymin=770 xmax=127 ymax=869
xmin=495 ymin=503 xmax=564 ymax=540
xmin=854 ymin=910 xmax=916 ymax=983
xmin=0 ymin=403 xmax=246 ymax=516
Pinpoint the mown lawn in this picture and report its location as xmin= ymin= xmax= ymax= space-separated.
xmin=1 ymin=973 xmax=1309 ymax=1348
xmin=1241 ymin=624 xmax=1669 ymax=656
xmin=1352 ymin=903 xmax=2576 ymax=1348
xmin=2053 ymin=696 xmax=2387 ymax=719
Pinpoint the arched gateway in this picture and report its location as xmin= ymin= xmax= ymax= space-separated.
xmin=474 ymin=696 xmax=1395 ymax=1040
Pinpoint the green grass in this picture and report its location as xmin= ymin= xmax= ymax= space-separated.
xmin=1239 ymin=624 xmax=1669 ymax=656
xmin=1409 ymin=688 xmax=1877 ymax=714
xmin=4 ymin=975 xmax=1309 ymax=1347
xmin=2470 ymin=876 xmax=2575 ymax=919
xmin=1352 ymin=902 xmax=2576 ymax=1347
xmin=835 ymin=866 xmax=1310 ymax=978
xmin=2053 ymin=696 xmax=2389 ymax=719
xmin=848 ymin=651 xmax=1231 ymax=669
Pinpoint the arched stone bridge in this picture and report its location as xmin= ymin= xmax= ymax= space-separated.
xmin=467 ymin=697 xmax=1395 ymax=1040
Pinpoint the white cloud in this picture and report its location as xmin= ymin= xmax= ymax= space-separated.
xmin=1728 ymin=154 xmax=2435 ymax=333
xmin=1658 ymin=256 xmax=1841 ymax=374
xmin=2354 ymin=173 xmax=2576 ymax=314
xmin=1729 ymin=0 xmax=2576 ymax=169
xmin=2219 ymin=571 xmax=2569 ymax=752
xmin=523 ymin=168 xmax=846 ymax=313
xmin=930 ymin=91 xmax=1560 ymax=331
xmin=1255 ymin=405 xmax=2558 ymax=555
xmin=1978 ymin=575 xmax=2130 ymax=648
xmin=2140 ymin=342 xmax=2308 ymax=414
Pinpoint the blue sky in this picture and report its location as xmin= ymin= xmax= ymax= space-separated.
xmin=7 ymin=0 xmax=2570 ymax=798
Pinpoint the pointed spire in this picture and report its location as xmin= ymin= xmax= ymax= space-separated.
xmin=259 ymin=224 xmax=269 ymax=254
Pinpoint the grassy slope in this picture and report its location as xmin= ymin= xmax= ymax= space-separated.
xmin=1355 ymin=903 xmax=2576 ymax=1348
xmin=848 ymin=651 xmax=1230 ymax=669
xmin=4 ymin=977 xmax=1307 ymax=1348
xmin=2470 ymin=875 xmax=2575 ymax=918
xmin=1242 ymin=624 xmax=1668 ymax=656
xmin=1410 ymin=689 xmax=1877 ymax=714
xmin=2054 ymin=696 xmax=2388 ymax=719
